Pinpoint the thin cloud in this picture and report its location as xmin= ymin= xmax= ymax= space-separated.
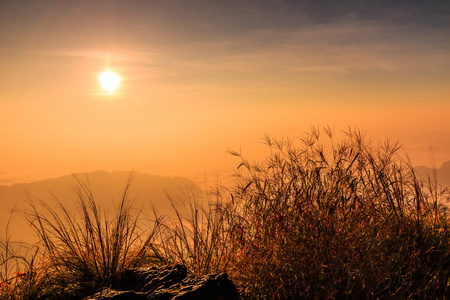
xmin=50 ymin=49 xmax=160 ymax=64
xmin=161 ymin=19 xmax=450 ymax=75
xmin=22 ymin=12 xmax=449 ymax=86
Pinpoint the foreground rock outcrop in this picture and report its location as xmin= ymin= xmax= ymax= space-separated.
xmin=85 ymin=264 xmax=241 ymax=300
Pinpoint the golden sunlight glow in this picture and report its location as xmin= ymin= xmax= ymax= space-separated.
xmin=98 ymin=70 xmax=121 ymax=93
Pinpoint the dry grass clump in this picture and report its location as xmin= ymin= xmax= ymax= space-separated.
xmin=223 ymin=127 xmax=450 ymax=299
xmin=21 ymin=175 xmax=160 ymax=299
xmin=151 ymin=186 xmax=232 ymax=276
xmin=0 ymin=216 xmax=42 ymax=300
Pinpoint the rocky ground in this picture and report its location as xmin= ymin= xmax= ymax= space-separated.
xmin=84 ymin=264 xmax=241 ymax=300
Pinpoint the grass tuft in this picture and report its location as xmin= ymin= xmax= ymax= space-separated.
xmin=151 ymin=185 xmax=232 ymax=277
xmin=23 ymin=174 xmax=161 ymax=298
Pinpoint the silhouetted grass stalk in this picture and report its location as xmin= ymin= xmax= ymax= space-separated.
xmin=152 ymin=186 xmax=232 ymax=276
xmin=0 ymin=214 xmax=41 ymax=299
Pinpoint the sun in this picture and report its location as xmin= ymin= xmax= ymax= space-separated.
xmin=98 ymin=70 xmax=121 ymax=93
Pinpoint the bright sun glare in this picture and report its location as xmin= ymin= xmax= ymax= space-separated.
xmin=98 ymin=70 xmax=121 ymax=93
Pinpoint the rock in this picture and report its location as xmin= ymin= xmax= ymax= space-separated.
xmin=86 ymin=289 xmax=147 ymax=300
xmin=119 ymin=264 xmax=188 ymax=294
xmin=173 ymin=273 xmax=241 ymax=300
xmin=85 ymin=265 xmax=241 ymax=300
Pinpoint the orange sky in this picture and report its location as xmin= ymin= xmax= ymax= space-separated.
xmin=1 ymin=1 xmax=449 ymax=186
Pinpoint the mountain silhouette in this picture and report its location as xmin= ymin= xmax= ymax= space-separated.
xmin=0 ymin=170 xmax=200 ymax=245
xmin=414 ymin=160 xmax=450 ymax=187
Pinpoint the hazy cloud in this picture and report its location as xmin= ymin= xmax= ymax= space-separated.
xmin=154 ymin=20 xmax=450 ymax=77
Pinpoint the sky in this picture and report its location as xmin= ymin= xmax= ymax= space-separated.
xmin=1 ymin=0 xmax=449 ymax=186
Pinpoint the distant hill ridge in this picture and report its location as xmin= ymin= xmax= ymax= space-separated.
xmin=0 ymin=170 xmax=194 ymax=189
xmin=0 ymin=170 xmax=201 ymax=244
xmin=414 ymin=160 xmax=450 ymax=187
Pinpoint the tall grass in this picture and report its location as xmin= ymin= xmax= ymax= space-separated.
xmin=224 ymin=127 xmax=450 ymax=298
xmin=151 ymin=186 xmax=232 ymax=276
xmin=1 ymin=127 xmax=450 ymax=299
xmin=23 ymin=174 xmax=161 ymax=298
xmin=0 ymin=214 xmax=41 ymax=300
